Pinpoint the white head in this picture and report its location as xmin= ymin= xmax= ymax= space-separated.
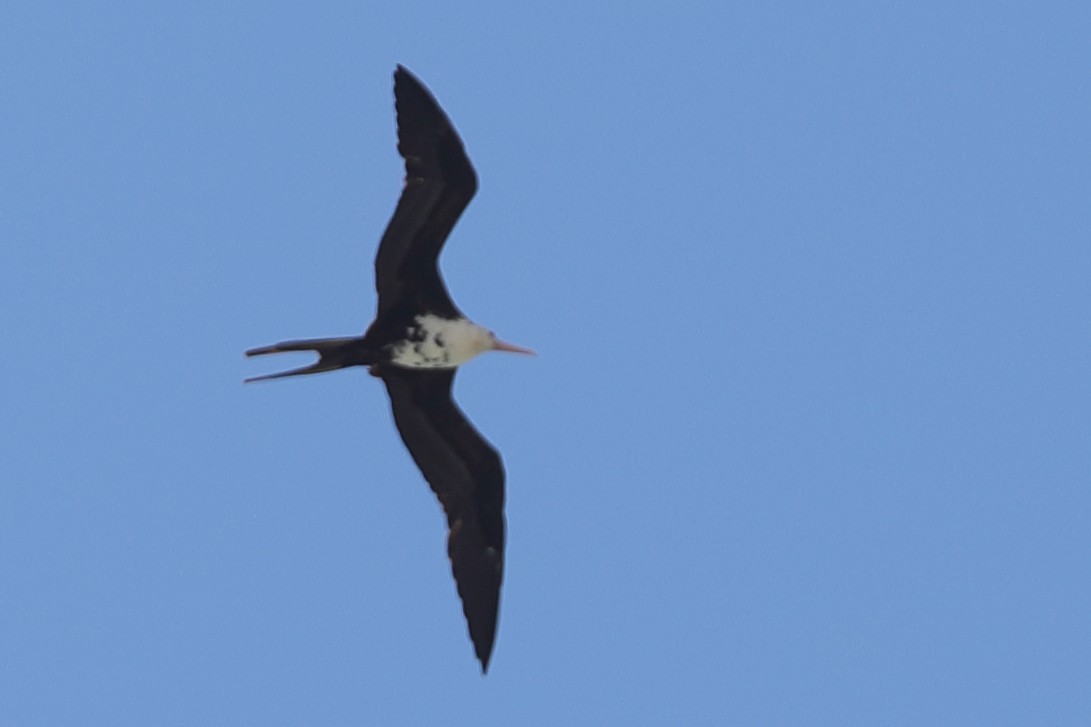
xmin=448 ymin=319 xmax=535 ymax=361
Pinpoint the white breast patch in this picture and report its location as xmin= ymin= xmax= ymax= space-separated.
xmin=388 ymin=315 xmax=490 ymax=369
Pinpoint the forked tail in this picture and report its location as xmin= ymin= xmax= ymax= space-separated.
xmin=244 ymin=336 xmax=372 ymax=382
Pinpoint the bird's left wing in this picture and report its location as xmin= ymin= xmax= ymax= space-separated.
xmin=379 ymin=368 xmax=505 ymax=672
xmin=374 ymin=66 xmax=478 ymax=318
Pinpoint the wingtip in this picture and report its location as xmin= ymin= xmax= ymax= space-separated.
xmin=474 ymin=633 xmax=496 ymax=674
xmin=394 ymin=64 xmax=417 ymax=85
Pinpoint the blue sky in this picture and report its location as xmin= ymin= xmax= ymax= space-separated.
xmin=3 ymin=2 xmax=1089 ymax=724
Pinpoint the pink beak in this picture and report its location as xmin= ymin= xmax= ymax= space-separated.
xmin=492 ymin=338 xmax=536 ymax=356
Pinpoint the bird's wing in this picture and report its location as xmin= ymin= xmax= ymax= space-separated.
xmin=380 ymin=367 xmax=504 ymax=672
xmin=374 ymin=66 xmax=478 ymax=318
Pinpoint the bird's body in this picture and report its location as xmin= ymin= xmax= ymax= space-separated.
xmin=246 ymin=65 xmax=531 ymax=673
xmin=386 ymin=315 xmax=496 ymax=369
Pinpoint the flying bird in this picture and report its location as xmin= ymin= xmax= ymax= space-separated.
xmin=245 ymin=65 xmax=532 ymax=673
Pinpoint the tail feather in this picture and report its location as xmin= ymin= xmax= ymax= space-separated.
xmin=244 ymin=336 xmax=370 ymax=382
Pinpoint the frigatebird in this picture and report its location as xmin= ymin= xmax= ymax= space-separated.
xmin=245 ymin=65 xmax=532 ymax=673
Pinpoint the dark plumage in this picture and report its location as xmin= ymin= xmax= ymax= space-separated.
xmin=246 ymin=65 xmax=532 ymax=672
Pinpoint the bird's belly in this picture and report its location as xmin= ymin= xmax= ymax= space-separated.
xmin=387 ymin=339 xmax=460 ymax=368
xmin=385 ymin=316 xmax=483 ymax=369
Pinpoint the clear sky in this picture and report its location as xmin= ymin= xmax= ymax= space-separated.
xmin=2 ymin=2 xmax=1089 ymax=725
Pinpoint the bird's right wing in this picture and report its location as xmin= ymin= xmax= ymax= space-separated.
xmin=374 ymin=66 xmax=478 ymax=318
xmin=379 ymin=367 xmax=504 ymax=672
